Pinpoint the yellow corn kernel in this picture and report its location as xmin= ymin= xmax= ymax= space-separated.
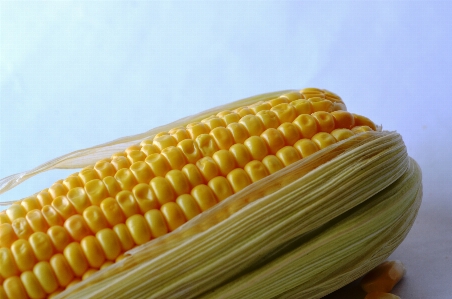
xmin=64 ymin=242 xmax=88 ymax=277
xmin=276 ymin=146 xmax=302 ymax=166
xmin=52 ymin=196 xmax=76 ymax=220
xmin=3 ymin=276 xmax=28 ymax=299
xmin=64 ymin=215 xmax=91 ymax=242
xmin=277 ymin=122 xmax=301 ymax=146
xmin=20 ymin=197 xmax=40 ymax=213
xmin=186 ymin=122 xmax=210 ymax=139
xmin=100 ymin=260 xmax=114 ymax=270
xmin=169 ymin=127 xmax=190 ymax=143
xmin=82 ymin=269 xmax=98 ymax=280
xmin=113 ymin=223 xmax=135 ymax=251
xmin=153 ymin=135 xmax=178 ymax=152
xmin=80 ymin=235 xmax=105 ymax=269
xmin=0 ymin=213 xmax=11 ymax=224
xmin=196 ymin=157 xmax=220 ymax=183
xmin=177 ymin=139 xmax=203 ymax=164
xmin=115 ymin=254 xmax=126 ymax=263
xmin=300 ymin=87 xmax=323 ymax=96
xmin=311 ymin=132 xmax=337 ymax=149
xmin=50 ymin=253 xmax=74 ymax=287
xmin=127 ymin=150 xmax=147 ymax=165
xmin=271 ymin=103 xmax=298 ymax=124
xmin=227 ymin=168 xmax=252 ymax=193
xmin=132 ymin=183 xmax=160 ymax=213
xmin=279 ymin=91 xmax=303 ymax=102
xmin=129 ymin=161 xmax=153 ymax=184
xmin=6 ymin=204 xmax=26 ymax=222
xmin=114 ymin=168 xmax=138 ymax=192
xmin=83 ymin=206 xmax=109 ymax=233
xmin=48 ymin=182 xmax=68 ymax=200
xmin=239 ymin=115 xmax=265 ymax=136
xmin=125 ymin=145 xmax=142 ymax=155
xmin=261 ymin=128 xmax=286 ymax=155
xmin=361 ymin=260 xmax=406 ymax=293
xmin=21 ymin=270 xmax=46 ymax=299
xmin=102 ymin=176 xmax=122 ymax=198
xmin=33 ymin=261 xmax=59 ymax=294
xmin=352 ymin=125 xmax=374 ymax=133
xmin=0 ymin=223 xmax=17 ymax=248
xmin=182 ymin=164 xmax=205 ymax=188
xmin=235 ymin=106 xmax=254 ymax=117
xmin=100 ymin=197 xmax=125 ymax=227
xmin=202 ymin=116 xmax=226 ymax=130
xmin=207 ymin=177 xmax=234 ymax=202
xmin=161 ymin=146 xmax=187 ymax=170
xmin=331 ymin=128 xmax=355 ymax=141
xmin=78 ymin=168 xmax=99 ymax=185
xmin=28 ymin=232 xmax=53 ymax=261
xmin=11 ymin=239 xmax=35 ymax=272
xmin=126 ymin=214 xmax=152 ymax=245
xmin=116 ymin=191 xmax=140 ymax=218
xmin=244 ymin=160 xmax=270 ymax=182
xmin=212 ymin=150 xmax=236 ymax=176
xmin=165 ymin=170 xmax=191 ymax=197
xmin=353 ymin=113 xmax=377 ymax=131
xmin=331 ymin=110 xmax=355 ymax=129
xmin=309 ymin=97 xmax=333 ymax=112
xmin=93 ymin=160 xmax=116 ymax=180
xmin=11 ymin=217 xmax=33 ymax=240
xmin=41 ymin=206 xmax=64 ymax=227
xmin=144 ymin=209 xmax=168 ymax=238
xmin=191 ymin=184 xmax=218 ymax=211
xmin=227 ymin=123 xmax=250 ymax=144
xmin=47 ymin=226 xmax=71 ymax=253
xmin=250 ymin=101 xmax=272 ymax=113
xmin=196 ymin=134 xmax=219 ymax=157
xmin=294 ymin=139 xmax=319 ymax=158
xmin=210 ymin=127 xmax=234 ymax=150
xmin=145 ymin=153 xmax=171 ymax=177
xmin=364 ymin=292 xmax=401 ymax=299
xmin=140 ymin=144 xmax=159 ymax=156
xmin=244 ymin=136 xmax=268 ymax=161
xmin=256 ymin=110 xmax=280 ymax=129
xmin=66 ymin=278 xmax=81 ymax=289
xmin=229 ymin=143 xmax=252 ymax=169
xmin=267 ymin=97 xmax=288 ymax=107
xmin=25 ymin=210 xmax=49 ymax=233
xmin=0 ymin=247 xmax=19 ymax=278
xmin=66 ymin=187 xmax=90 ymax=214
xmin=176 ymin=195 xmax=201 ymax=221
xmin=150 ymin=177 xmax=176 ymax=206
xmin=291 ymin=99 xmax=313 ymax=115
xmin=222 ymin=111 xmax=241 ymax=125
xmin=312 ymin=111 xmax=336 ymax=133
xmin=111 ymin=152 xmax=126 ymax=159
xmin=293 ymin=114 xmax=318 ymax=139
xmin=161 ymin=202 xmax=186 ymax=232
xmin=111 ymin=156 xmax=131 ymax=171
xmin=95 ymin=228 xmax=121 ymax=261
xmin=85 ymin=179 xmax=109 ymax=206
xmin=36 ymin=191 xmax=53 ymax=208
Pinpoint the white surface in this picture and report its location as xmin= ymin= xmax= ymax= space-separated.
xmin=1 ymin=1 xmax=451 ymax=298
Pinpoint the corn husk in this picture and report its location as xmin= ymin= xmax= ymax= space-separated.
xmin=55 ymin=130 xmax=421 ymax=299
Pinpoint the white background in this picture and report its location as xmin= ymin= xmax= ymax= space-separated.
xmin=1 ymin=1 xmax=451 ymax=298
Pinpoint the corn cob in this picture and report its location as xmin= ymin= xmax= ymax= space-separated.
xmin=0 ymin=88 xmax=421 ymax=299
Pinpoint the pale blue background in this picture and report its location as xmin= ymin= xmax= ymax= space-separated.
xmin=1 ymin=1 xmax=451 ymax=298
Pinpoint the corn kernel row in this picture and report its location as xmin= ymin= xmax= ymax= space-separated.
xmin=0 ymin=89 xmax=375 ymax=299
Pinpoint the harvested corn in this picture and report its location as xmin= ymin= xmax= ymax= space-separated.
xmin=0 ymin=88 xmax=421 ymax=299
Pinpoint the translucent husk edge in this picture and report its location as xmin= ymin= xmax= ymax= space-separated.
xmin=55 ymin=130 xmax=421 ymax=299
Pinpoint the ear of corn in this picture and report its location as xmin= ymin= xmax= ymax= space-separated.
xmin=0 ymin=88 xmax=421 ymax=299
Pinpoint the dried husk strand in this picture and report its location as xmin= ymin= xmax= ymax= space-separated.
xmin=207 ymin=158 xmax=422 ymax=299
xmin=56 ymin=130 xmax=410 ymax=299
